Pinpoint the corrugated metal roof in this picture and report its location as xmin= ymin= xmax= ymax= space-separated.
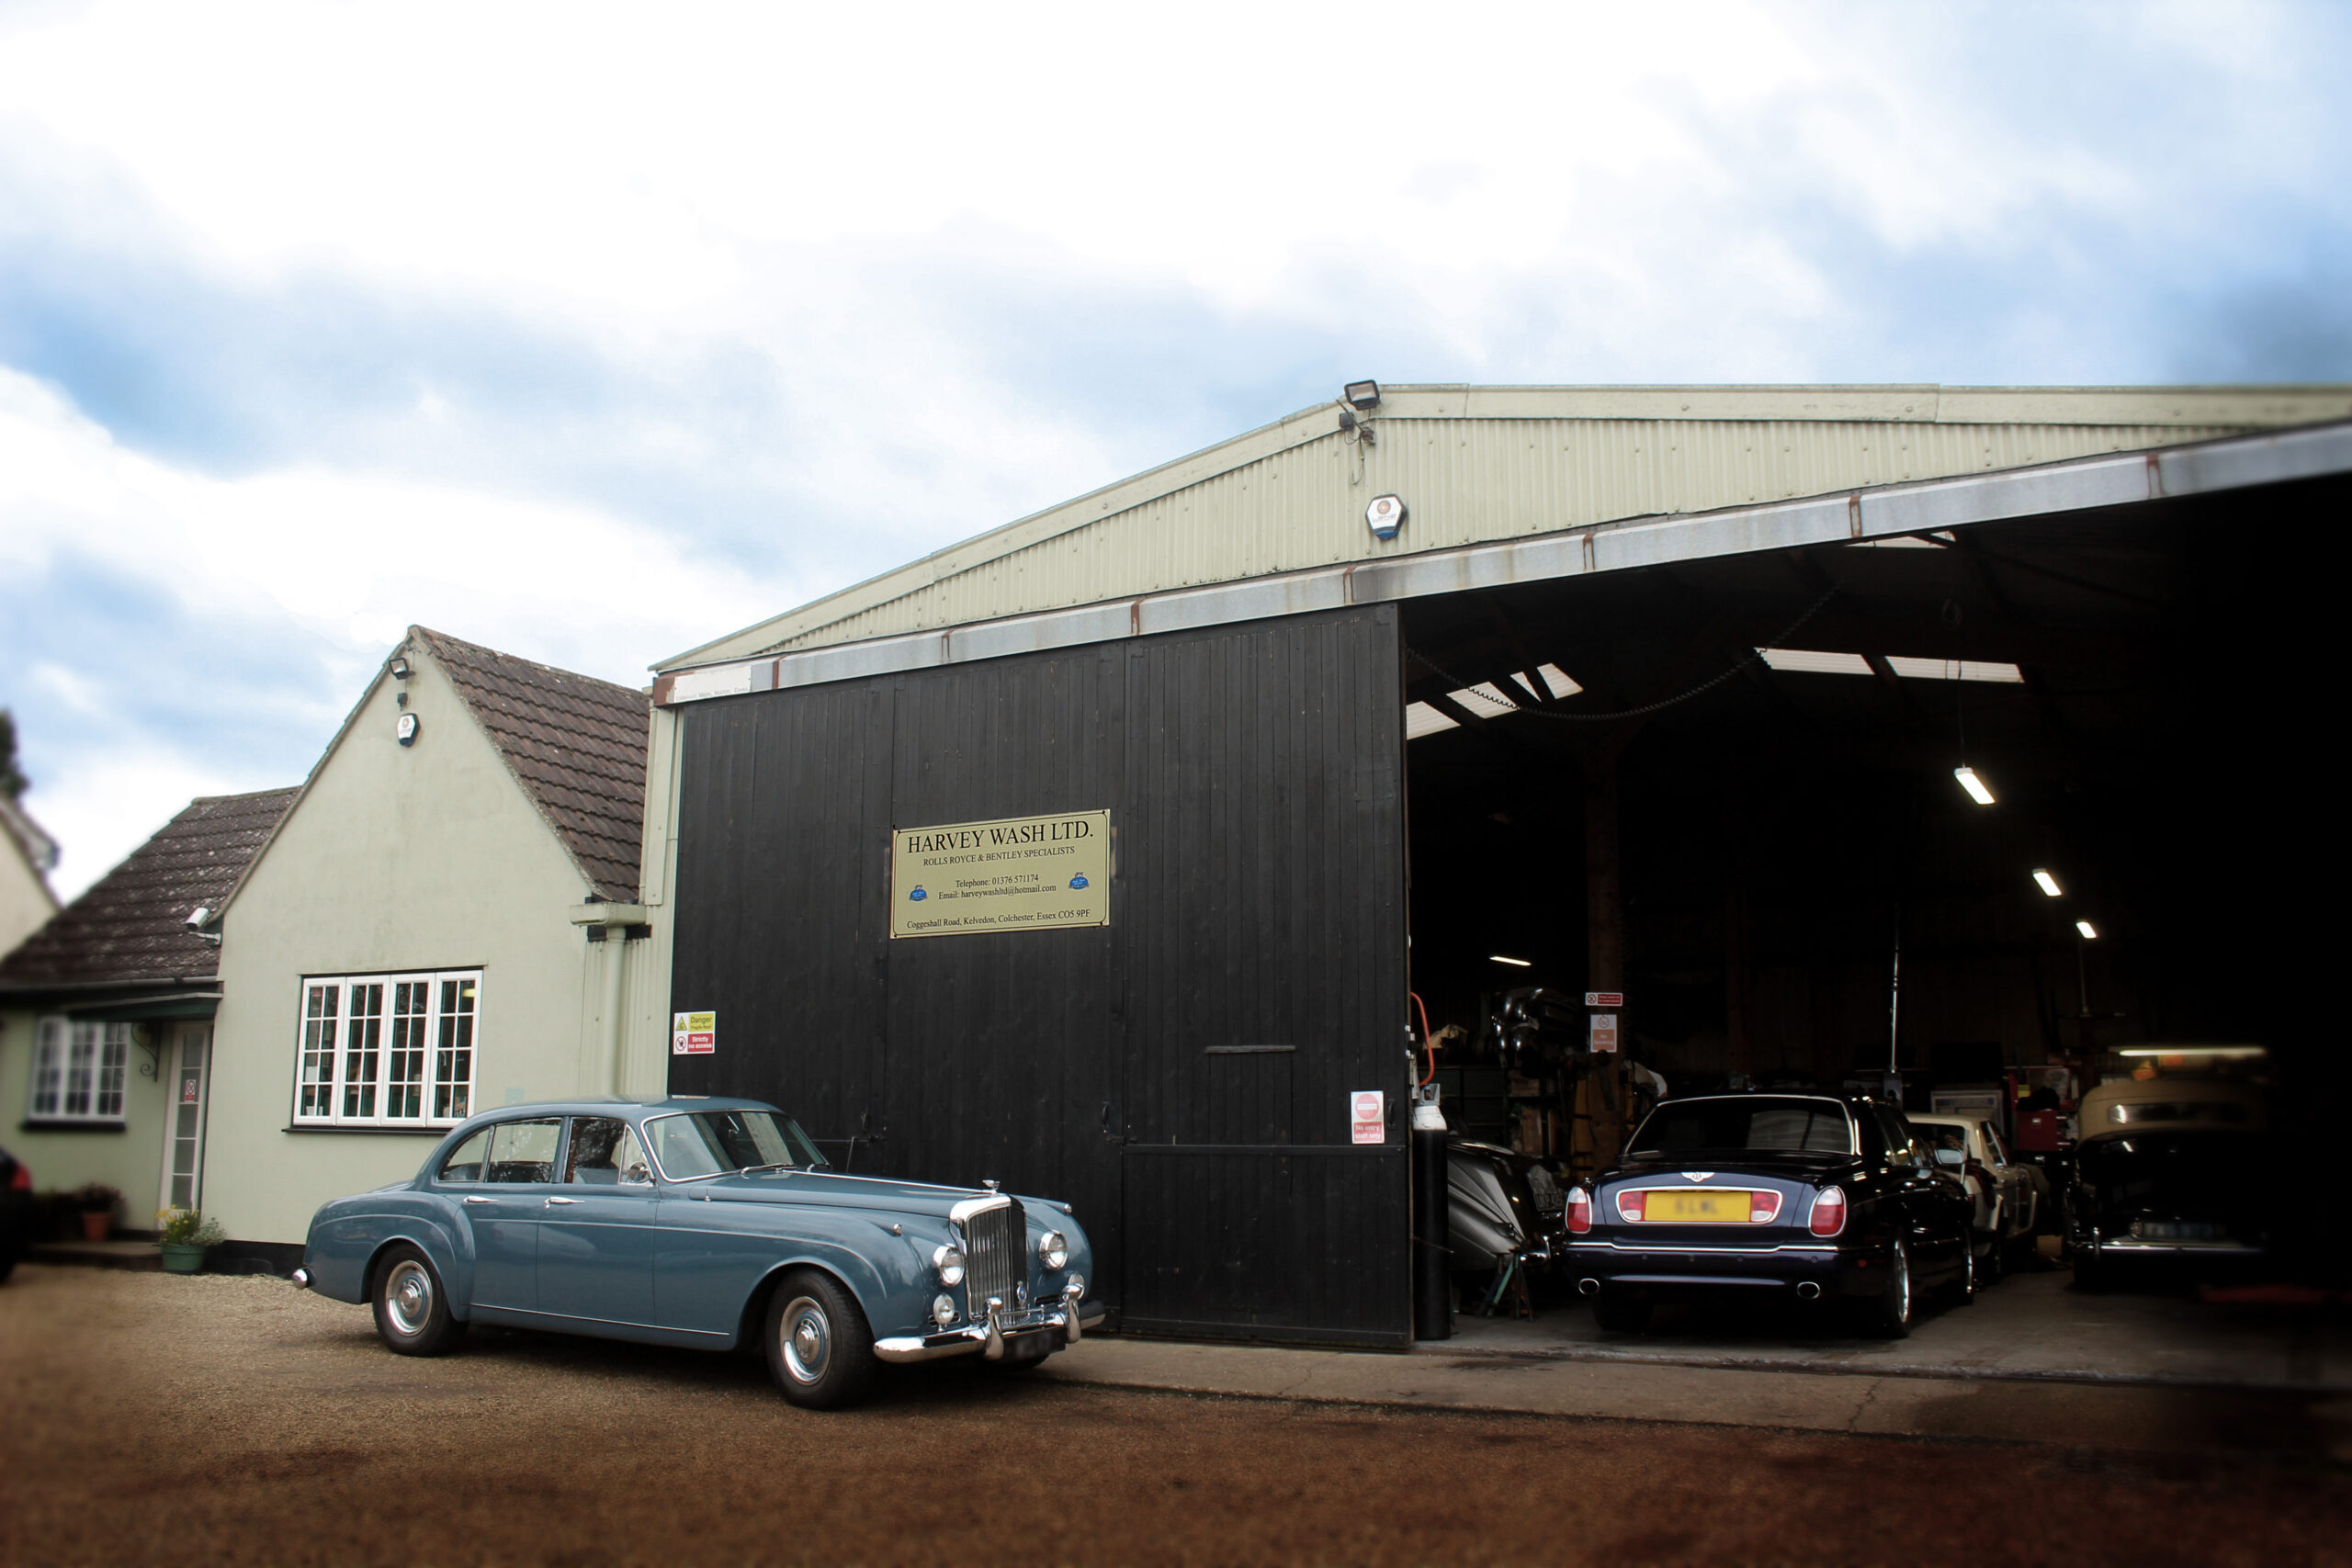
xmin=662 ymin=384 xmax=2352 ymax=671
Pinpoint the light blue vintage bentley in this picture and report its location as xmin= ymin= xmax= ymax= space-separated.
xmin=291 ymin=1097 xmax=1100 ymax=1408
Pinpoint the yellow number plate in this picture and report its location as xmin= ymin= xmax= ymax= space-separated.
xmin=1644 ymin=1190 xmax=1754 ymax=1223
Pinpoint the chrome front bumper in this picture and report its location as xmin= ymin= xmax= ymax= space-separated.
xmin=875 ymin=1286 xmax=1104 ymax=1364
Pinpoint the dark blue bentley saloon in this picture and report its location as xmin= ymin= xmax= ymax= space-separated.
xmin=293 ymin=1097 xmax=1102 ymax=1407
xmin=1563 ymin=1093 xmax=1975 ymax=1337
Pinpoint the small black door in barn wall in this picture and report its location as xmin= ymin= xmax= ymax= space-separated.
xmin=668 ymin=604 xmax=1408 ymax=1346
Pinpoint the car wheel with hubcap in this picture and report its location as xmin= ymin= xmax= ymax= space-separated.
xmin=1952 ymin=1232 xmax=1977 ymax=1304
xmin=764 ymin=1268 xmax=876 ymax=1410
xmin=1861 ymin=1238 xmax=1913 ymax=1338
xmin=371 ymin=1243 xmax=465 ymax=1357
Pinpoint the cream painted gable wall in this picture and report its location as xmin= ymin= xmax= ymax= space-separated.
xmin=204 ymin=649 xmax=616 ymax=1245
xmin=0 ymin=827 xmax=57 ymax=960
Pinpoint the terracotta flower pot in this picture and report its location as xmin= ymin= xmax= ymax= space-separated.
xmin=79 ymin=1210 xmax=112 ymax=1242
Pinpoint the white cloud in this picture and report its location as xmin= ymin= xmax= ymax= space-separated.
xmin=0 ymin=367 xmax=778 ymax=683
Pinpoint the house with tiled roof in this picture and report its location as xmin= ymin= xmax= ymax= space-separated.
xmin=0 ymin=793 xmax=61 ymax=959
xmin=0 ymin=787 xmax=298 ymax=1231
xmin=200 ymin=628 xmax=653 ymax=1258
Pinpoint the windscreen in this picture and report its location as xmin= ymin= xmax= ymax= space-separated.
xmin=1628 ymin=1098 xmax=1854 ymax=1156
xmin=645 ymin=1110 xmax=831 ymax=1178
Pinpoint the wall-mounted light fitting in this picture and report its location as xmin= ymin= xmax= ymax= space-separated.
xmin=390 ymin=656 xmax=412 ymax=679
xmin=1343 ymin=380 xmax=1381 ymax=411
xmin=2032 ymin=870 xmax=2063 ymax=897
xmin=1953 ymin=766 xmax=1996 ymax=806
xmin=1488 ymin=954 xmax=1532 ymax=968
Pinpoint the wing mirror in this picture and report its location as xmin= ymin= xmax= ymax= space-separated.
xmin=1934 ymin=1147 xmax=1965 ymax=1168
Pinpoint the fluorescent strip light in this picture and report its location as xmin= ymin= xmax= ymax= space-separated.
xmin=1488 ymin=954 xmax=1532 ymax=968
xmin=2075 ymin=920 xmax=2098 ymax=940
xmin=2116 ymin=1046 xmax=2266 ymax=1059
xmin=2032 ymin=870 xmax=2063 ymax=897
xmin=1534 ymin=663 xmax=1582 ymax=698
xmin=1759 ymin=648 xmax=1871 ymax=676
xmin=1404 ymin=702 xmax=1458 ymax=740
xmin=1954 ymin=766 xmax=1996 ymax=806
xmin=1885 ymin=656 xmax=2025 ymax=684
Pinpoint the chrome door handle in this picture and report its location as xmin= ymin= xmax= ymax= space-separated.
xmin=462 ymin=1195 xmax=494 ymax=1205
xmin=545 ymin=1196 xmax=582 ymax=1206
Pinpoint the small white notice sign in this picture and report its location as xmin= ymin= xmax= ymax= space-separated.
xmin=673 ymin=1010 xmax=716 ymax=1055
xmin=1589 ymin=1012 xmax=1620 ymax=1053
xmin=1351 ymin=1089 xmax=1386 ymax=1145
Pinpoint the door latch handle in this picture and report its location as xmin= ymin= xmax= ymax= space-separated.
xmin=462 ymin=1195 xmax=494 ymax=1205
xmin=545 ymin=1195 xmax=582 ymax=1206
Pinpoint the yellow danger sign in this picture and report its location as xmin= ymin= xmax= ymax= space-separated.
xmin=889 ymin=810 xmax=1111 ymax=939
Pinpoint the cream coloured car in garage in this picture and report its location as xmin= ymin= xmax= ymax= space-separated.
xmin=1909 ymin=1114 xmax=2038 ymax=1280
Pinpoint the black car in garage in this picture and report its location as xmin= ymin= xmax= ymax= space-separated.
xmin=2068 ymin=1067 xmax=2270 ymax=1288
xmin=1564 ymin=1093 xmax=1976 ymax=1337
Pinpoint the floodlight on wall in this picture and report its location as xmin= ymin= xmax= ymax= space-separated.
xmin=1343 ymin=380 xmax=1381 ymax=411
xmin=2032 ymin=870 xmax=2063 ymax=897
xmin=1953 ymin=766 xmax=1996 ymax=806
xmin=2075 ymin=919 xmax=2098 ymax=940
xmin=1489 ymin=954 xmax=1532 ymax=968
xmin=390 ymin=656 xmax=411 ymax=679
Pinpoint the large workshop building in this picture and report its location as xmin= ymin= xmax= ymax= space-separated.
xmin=631 ymin=385 xmax=2351 ymax=1348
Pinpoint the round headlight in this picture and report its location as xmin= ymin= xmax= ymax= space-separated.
xmin=932 ymin=1292 xmax=958 ymax=1326
xmin=933 ymin=1244 xmax=965 ymax=1286
xmin=1037 ymin=1230 xmax=1069 ymax=1271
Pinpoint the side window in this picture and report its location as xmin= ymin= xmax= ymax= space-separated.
xmin=437 ymin=1127 xmax=492 ymax=1183
xmin=1876 ymin=1108 xmax=1917 ymax=1167
xmin=485 ymin=1118 xmax=561 ymax=1183
xmin=1982 ymin=1124 xmax=2009 ymax=1166
xmin=566 ymin=1118 xmax=651 ymax=1186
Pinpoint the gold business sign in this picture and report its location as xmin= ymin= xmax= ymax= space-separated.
xmin=889 ymin=810 xmax=1112 ymax=939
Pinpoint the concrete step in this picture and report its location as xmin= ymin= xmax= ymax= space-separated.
xmin=28 ymin=1240 xmax=164 ymax=1272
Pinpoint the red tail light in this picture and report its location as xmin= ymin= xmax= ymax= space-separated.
xmin=1566 ymin=1187 xmax=1592 ymax=1235
xmin=1808 ymin=1185 xmax=1848 ymax=1237
xmin=6 ymin=1161 xmax=29 ymax=1193
xmin=1748 ymin=1191 xmax=1782 ymax=1224
xmin=1616 ymin=1190 xmax=1647 ymax=1224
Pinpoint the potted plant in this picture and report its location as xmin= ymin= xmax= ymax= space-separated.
xmin=155 ymin=1207 xmax=226 ymax=1273
xmin=73 ymin=1182 xmax=121 ymax=1242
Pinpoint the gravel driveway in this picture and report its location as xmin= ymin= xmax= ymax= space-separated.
xmin=5 ymin=1264 xmax=2346 ymax=1567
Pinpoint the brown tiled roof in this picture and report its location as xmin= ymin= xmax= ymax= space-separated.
xmin=413 ymin=627 xmax=649 ymax=900
xmin=0 ymin=787 xmax=297 ymax=991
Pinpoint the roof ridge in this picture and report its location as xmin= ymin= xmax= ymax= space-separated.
xmin=411 ymin=626 xmax=648 ymax=702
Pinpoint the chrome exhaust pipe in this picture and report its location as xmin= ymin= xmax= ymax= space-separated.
xmin=1577 ymin=1278 xmax=1601 ymax=1297
xmin=1795 ymin=1280 xmax=1820 ymax=1301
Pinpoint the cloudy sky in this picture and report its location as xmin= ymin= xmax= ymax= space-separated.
xmin=3 ymin=0 xmax=2347 ymax=897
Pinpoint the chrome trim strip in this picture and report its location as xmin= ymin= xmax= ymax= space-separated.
xmin=1566 ymin=1239 xmax=1841 ymax=1256
xmin=875 ymin=1302 xmax=1082 ymax=1363
xmin=2100 ymin=1240 xmax=2265 ymax=1256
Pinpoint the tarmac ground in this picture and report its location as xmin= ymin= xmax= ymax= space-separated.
xmin=5 ymin=1263 xmax=2348 ymax=1567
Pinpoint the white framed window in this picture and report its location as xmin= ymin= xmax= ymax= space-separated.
xmin=28 ymin=1019 xmax=133 ymax=1124
xmin=294 ymin=970 xmax=480 ymax=1128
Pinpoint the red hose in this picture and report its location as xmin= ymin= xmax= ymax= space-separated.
xmin=1410 ymin=991 xmax=1435 ymax=1087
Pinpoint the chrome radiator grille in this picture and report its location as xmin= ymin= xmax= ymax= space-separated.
xmin=959 ymin=1198 xmax=1023 ymax=1309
